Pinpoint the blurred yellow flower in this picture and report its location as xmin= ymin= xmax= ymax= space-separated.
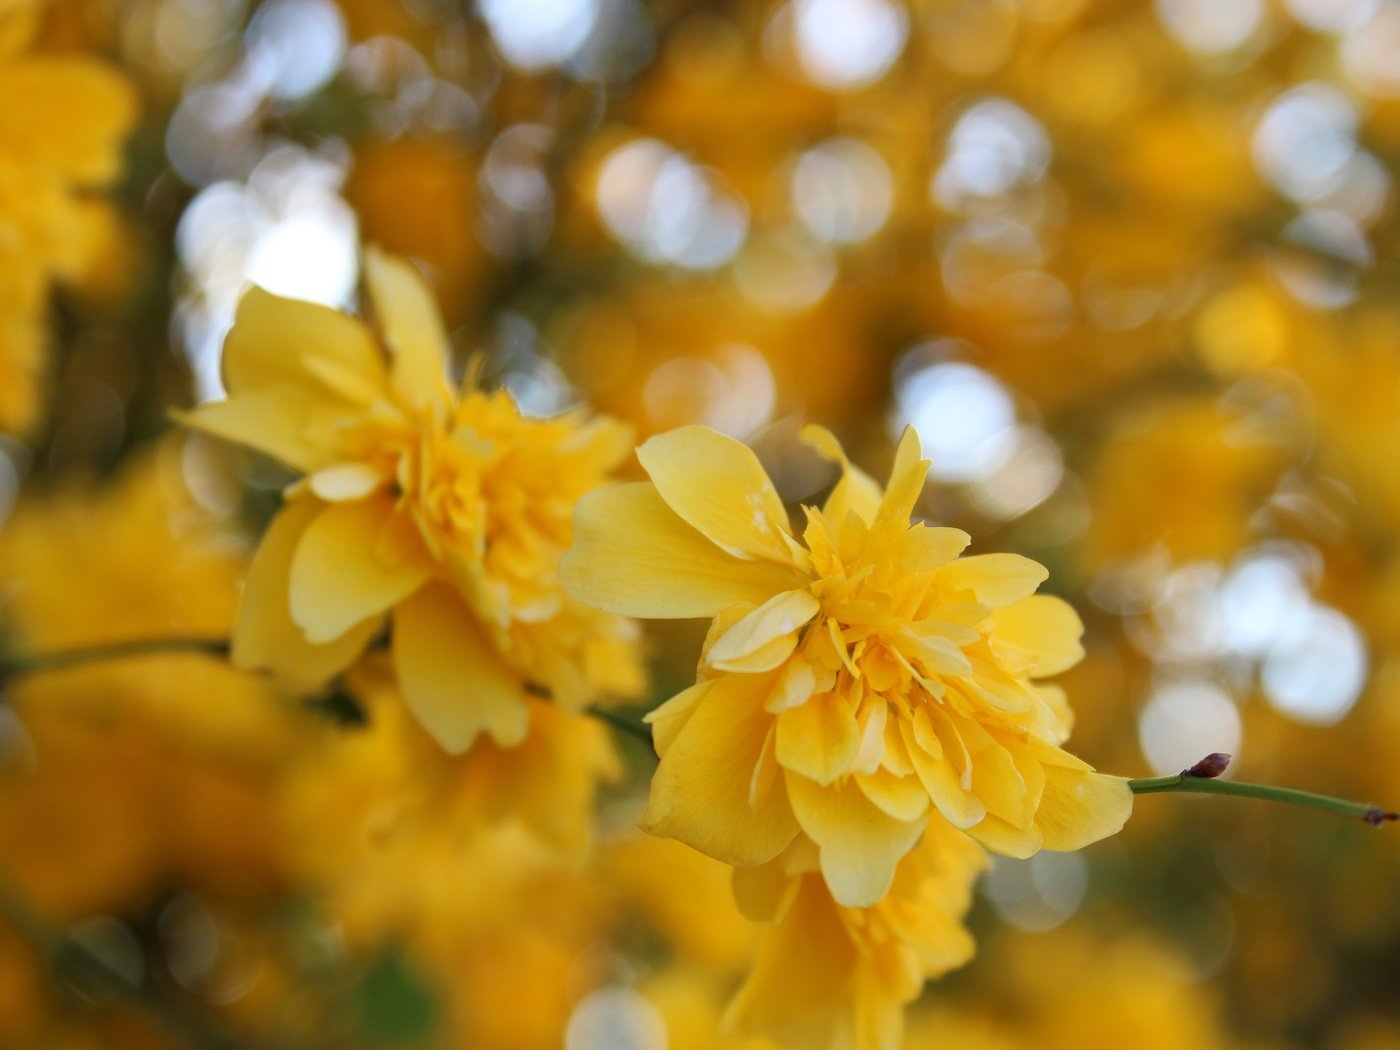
xmin=285 ymin=655 xmax=622 ymax=861
xmin=564 ymin=424 xmax=1130 ymax=906
xmin=725 ymin=817 xmax=987 ymax=1050
xmin=0 ymin=447 xmax=299 ymax=917
xmin=182 ymin=248 xmax=643 ymax=753
xmin=0 ymin=0 xmax=135 ymax=433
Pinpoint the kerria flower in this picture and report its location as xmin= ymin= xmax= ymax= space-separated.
xmin=562 ymin=424 xmax=1131 ymax=907
xmin=0 ymin=0 xmax=136 ymax=432
xmin=724 ymin=816 xmax=986 ymax=1050
xmin=181 ymin=248 xmax=643 ymax=753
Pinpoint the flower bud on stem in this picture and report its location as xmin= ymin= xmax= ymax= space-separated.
xmin=1128 ymin=754 xmax=1399 ymax=825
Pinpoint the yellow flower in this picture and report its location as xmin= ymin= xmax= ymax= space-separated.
xmin=182 ymin=248 xmax=643 ymax=753
xmin=724 ymin=817 xmax=987 ymax=1050
xmin=563 ymin=424 xmax=1131 ymax=906
xmin=0 ymin=447 xmax=300 ymax=916
xmin=0 ymin=0 xmax=135 ymax=433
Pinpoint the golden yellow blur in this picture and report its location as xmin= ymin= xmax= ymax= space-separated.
xmin=0 ymin=0 xmax=135 ymax=433
xmin=1 ymin=0 xmax=1400 ymax=1047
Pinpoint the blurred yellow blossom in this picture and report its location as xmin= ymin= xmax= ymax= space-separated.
xmin=284 ymin=654 xmax=621 ymax=861
xmin=726 ymin=815 xmax=986 ymax=1050
xmin=565 ymin=423 xmax=1130 ymax=906
xmin=182 ymin=247 xmax=643 ymax=753
xmin=0 ymin=447 xmax=298 ymax=917
xmin=0 ymin=0 xmax=135 ymax=433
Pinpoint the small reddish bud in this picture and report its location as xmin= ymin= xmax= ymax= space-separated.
xmin=1184 ymin=753 xmax=1232 ymax=779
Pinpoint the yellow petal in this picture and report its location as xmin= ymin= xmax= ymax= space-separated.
xmin=637 ymin=425 xmax=801 ymax=565
xmin=0 ymin=58 xmax=135 ymax=183
xmin=362 ymin=246 xmax=453 ymax=415
xmin=222 ymin=286 xmax=388 ymax=402
xmin=175 ymin=388 xmax=334 ymax=473
xmin=765 ymin=655 xmax=830 ymax=713
xmin=642 ymin=670 xmax=799 ymax=867
xmin=851 ymin=696 xmax=888 ymax=775
xmin=877 ymin=425 xmax=930 ymax=524
xmin=934 ymin=553 xmax=1048 ymax=608
xmin=897 ymin=623 xmax=973 ymax=677
xmin=308 ymin=462 xmax=386 ymax=501
xmin=775 ymin=691 xmax=861 ymax=786
xmin=801 ymin=424 xmax=882 ymax=524
xmin=392 ymin=583 xmax=529 ymax=752
xmin=987 ymin=594 xmax=1085 ymax=678
xmin=952 ymin=712 xmax=1030 ymax=825
xmin=855 ymin=767 xmax=930 ymax=823
xmin=1036 ymin=766 xmax=1133 ymax=851
xmin=786 ymin=772 xmax=928 ymax=907
xmin=562 ymin=483 xmax=803 ymax=618
xmin=707 ymin=588 xmax=820 ymax=672
xmin=731 ymin=858 xmax=794 ymax=923
xmin=902 ymin=715 xmax=987 ymax=829
xmin=289 ymin=498 xmax=432 ymax=643
xmin=895 ymin=523 xmax=971 ymax=572
xmin=230 ymin=498 xmax=380 ymax=687
xmin=723 ymin=877 xmax=857 ymax=1049
xmin=643 ymin=679 xmax=712 ymax=757
xmin=965 ymin=814 xmax=1043 ymax=858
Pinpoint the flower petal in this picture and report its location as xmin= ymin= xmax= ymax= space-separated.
xmin=786 ymin=771 xmax=929 ymax=907
xmin=1035 ymin=766 xmax=1133 ymax=851
xmin=308 ymin=462 xmax=386 ymax=502
xmin=175 ymin=388 xmax=336 ymax=473
xmin=731 ymin=858 xmax=795 ymax=923
xmin=562 ymin=483 xmax=804 ymax=618
xmin=0 ymin=58 xmax=135 ymax=183
xmin=987 ymin=594 xmax=1085 ymax=678
xmin=895 ymin=524 xmax=971 ymax=573
xmin=644 ymin=679 xmax=712 ymax=757
xmin=902 ymin=714 xmax=987 ymax=830
xmin=637 ymin=425 xmax=801 ymax=565
xmin=933 ymin=553 xmax=1048 ymax=608
xmin=289 ymin=498 xmax=432 ymax=643
xmin=855 ymin=767 xmax=930 ymax=823
xmin=775 ymin=691 xmax=861 ymax=786
xmin=964 ymin=814 xmax=1043 ymax=858
xmin=801 ymin=424 xmax=882 ymax=524
xmin=221 ymin=286 xmax=388 ymax=402
xmin=707 ymin=588 xmax=820 ymax=672
xmin=877 ymin=426 xmax=930 ymax=524
xmin=723 ymin=877 xmax=858 ymax=1049
xmin=230 ymin=498 xmax=379 ymax=686
xmin=392 ymin=582 xmax=529 ymax=752
xmin=642 ymin=670 xmax=799 ymax=867
xmin=362 ymin=246 xmax=453 ymax=415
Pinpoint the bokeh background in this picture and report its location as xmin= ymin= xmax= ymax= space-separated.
xmin=4 ymin=0 xmax=1400 ymax=1047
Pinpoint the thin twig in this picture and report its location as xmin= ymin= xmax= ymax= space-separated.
xmin=1128 ymin=754 xmax=1399 ymax=825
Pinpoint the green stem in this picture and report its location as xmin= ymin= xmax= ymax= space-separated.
xmin=586 ymin=705 xmax=654 ymax=747
xmin=1 ymin=637 xmax=230 ymax=678
xmin=1129 ymin=768 xmax=1398 ymax=825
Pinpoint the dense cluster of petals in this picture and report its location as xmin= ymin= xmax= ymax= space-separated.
xmin=564 ymin=424 xmax=1131 ymax=907
xmin=184 ymin=248 xmax=642 ymax=752
xmin=0 ymin=0 xmax=135 ymax=432
xmin=726 ymin=815 xmax=987 ymax=1050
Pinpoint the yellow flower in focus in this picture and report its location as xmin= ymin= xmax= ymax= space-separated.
xmin=563 ymin=424 xmax=1131 ymax=906
xmin=0 ymin=0 xmax=136 ymax=433
xmin=182 ymin=248 xmax=643 ymax=753
xmin=724 ymin=818 xmax=987 ymax=1050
